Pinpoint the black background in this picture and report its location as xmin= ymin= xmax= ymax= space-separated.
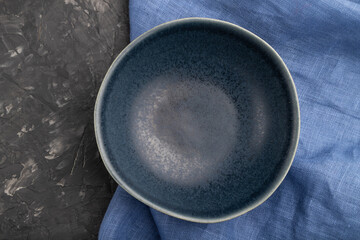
xmin=0 ymin=0 xmax=129 ymax=238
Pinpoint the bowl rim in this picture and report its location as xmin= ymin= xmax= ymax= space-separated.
xmin=94 ymin=17 xmax=300 ymax=223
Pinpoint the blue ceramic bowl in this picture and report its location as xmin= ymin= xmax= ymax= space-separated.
xmin=94 ymin=18 xmax=300 ymax=223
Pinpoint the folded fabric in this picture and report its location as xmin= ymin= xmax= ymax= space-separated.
xmin=99 ymin=0 xmax=360 ymax=239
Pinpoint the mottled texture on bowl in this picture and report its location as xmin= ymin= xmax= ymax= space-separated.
xmin=95 ymin=18 xmax=300 ymax=223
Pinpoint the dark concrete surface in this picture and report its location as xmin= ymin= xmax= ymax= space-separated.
xmin=0 ymin=0 xmax=129 ymax=239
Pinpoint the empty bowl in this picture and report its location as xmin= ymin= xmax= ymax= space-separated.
xmin=94 ymin=18 xmax=300 ymax=223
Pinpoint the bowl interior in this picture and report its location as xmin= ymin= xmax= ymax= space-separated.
xmin=96 ymin=18 xmax=299 ymax=222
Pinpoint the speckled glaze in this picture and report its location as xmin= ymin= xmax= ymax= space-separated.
xmin=94 ymin=18 xmax=300 ymax=223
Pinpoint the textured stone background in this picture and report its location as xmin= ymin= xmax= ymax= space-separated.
xmin=0 ymin=0 xmax=129 ymax=239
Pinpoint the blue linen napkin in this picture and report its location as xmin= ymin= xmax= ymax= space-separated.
xmin=99 ymin=1 xmax=360 ymax=239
